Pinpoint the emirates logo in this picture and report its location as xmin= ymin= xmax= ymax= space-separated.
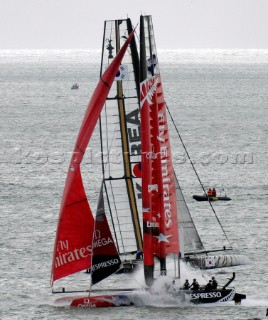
xmin=140 ymin=75 xmax=160 ymax=107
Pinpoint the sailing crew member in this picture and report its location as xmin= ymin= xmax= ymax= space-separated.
xmin=212 ymin=188 xmax=217 ymax=197
xmin=164 ymin=280 xmax=178 ymax=295
xmin=171 ymin=280 xmax=177 ymax=294
xmin=190 ymin=279 xmax=200 ymax=290
xmin=207 ymin=188 xmax=212 ymax=197
xmin=183 ymin=279 xmax=190 ymax=290
xmin=136 ymin=250 xmax=143 ymax=260
xmin=211 ymin=276 xmax=218 ymax=289
xmin=205 ymin=280 xmax=213 ymax=291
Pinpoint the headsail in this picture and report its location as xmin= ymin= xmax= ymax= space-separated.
xmin=175 ymin=175 xmax=204 ymax=255
xmin=51 ymin=30 xmax=135 ymax=284
xmin=140 ymin=15 xmax=179 ymax=286
xmin=91 ymin=185 xmax=121 ymax=285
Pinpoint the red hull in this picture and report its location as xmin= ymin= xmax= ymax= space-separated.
xmin=69 ymin=295 xmax=133 ymax=308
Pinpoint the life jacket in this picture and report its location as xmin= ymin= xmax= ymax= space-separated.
xmin=207 ymin=189 xmax=212 ymax=196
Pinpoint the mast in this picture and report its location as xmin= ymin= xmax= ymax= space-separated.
xmin=99 ymin=19 xmax=143 ymax=257
xmin=115 ymin=19 xmax=143 ymax=253
xmin=140 ymin=15 xmax=154 ymax=285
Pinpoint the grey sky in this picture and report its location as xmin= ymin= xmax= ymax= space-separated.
xmin=1 ymin=0 xmax=268 ymax=49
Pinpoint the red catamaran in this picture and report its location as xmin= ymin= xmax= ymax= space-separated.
xmin=51 ymin=16 xmax=246 ymax=307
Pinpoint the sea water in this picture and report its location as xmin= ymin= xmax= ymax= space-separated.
xmin=0 ymin=49 xmax=268 ymax=319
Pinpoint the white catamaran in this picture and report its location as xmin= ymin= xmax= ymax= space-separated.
xmin=51 ymin=16 xmax=246 ymax=307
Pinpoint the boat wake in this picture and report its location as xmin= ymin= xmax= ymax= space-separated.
xmin=129 ymin=290 xmax=186 ymax=308
xmin=128 ymin=270 xmax=195 ymax=307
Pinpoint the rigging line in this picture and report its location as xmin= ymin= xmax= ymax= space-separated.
xmin=165 ymin=102 xmax=233 ymax=249
xmin=99 ymin=96 xmax=119 ymax=249
xmin=102 ymin=21 xmax=127 ymax=256
xmin=99 ymin=21 xmax=129 ymax=255
xmin=102 ymin=114 xmax=126 ymax=253
xmin=107 ymin=176 xmax=127 ymax=255
xmin=101 ymin=102 xmax=133 ymax=255
xmin=99 ymin=122 xmax=119 ymax=255
xmin=100 ymin=96 xmax=123 ymax=253
xmin=101 ymin=109 xmax=120 ymax=174
xmin=103 ymin=179 xmax=120 ymax=252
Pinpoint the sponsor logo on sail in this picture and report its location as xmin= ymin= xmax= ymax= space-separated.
xmin=158 ymin=112 xmax=173 ymax=228
xmin=140 ymin=75 xmax=160 ymax=107
xmin=91 ymin=258 xmax=120 ymax=271
xmin=93 ymin=236 xmax=113 ymax=248
xmin=147 ymin=221 xmax=159 ymax=228
xmin=126 ymin=108 xmax=141 ymax=156
xmin=55 ymin=240 xmax=92 ymax=268
xmin=126 ymin=108 xmax=142 ymax=197
xmin=93 ymin=228 xmax=114 ymax=248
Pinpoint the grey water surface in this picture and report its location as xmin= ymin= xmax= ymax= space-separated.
xmin=0 ymin=49 xmax=267 ymax=319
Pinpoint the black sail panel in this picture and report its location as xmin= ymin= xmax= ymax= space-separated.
xmin=91 ymin=185 xmax=121 ymax=285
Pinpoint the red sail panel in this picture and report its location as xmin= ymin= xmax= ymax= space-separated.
xmin=51 ymin=31 xmax=135 ymax=284
xmin=141 ymin=75 xmax=179 ymax=264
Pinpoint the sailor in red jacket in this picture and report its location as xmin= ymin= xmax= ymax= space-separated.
xmin=207 ymin=188 xmax=212 ymax=197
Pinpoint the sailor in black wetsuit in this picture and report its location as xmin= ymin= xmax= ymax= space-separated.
xmin=183 ymin=279 xmax=190 ymax=290
xmin=205 ymin=280 xmax=213 ymax=291
xmin=190 ymin=279 xmax=200 ymax=290
xmin=136 ymin=250 xmax=143 ymax=260
xmin=211 ymin=276 xmax=218 ymax=289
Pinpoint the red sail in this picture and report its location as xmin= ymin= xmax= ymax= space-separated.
xmin=141 ymin=74 xmax=179 ymax=265
xmin=51 ymin=31 xmax=135 ymax=284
